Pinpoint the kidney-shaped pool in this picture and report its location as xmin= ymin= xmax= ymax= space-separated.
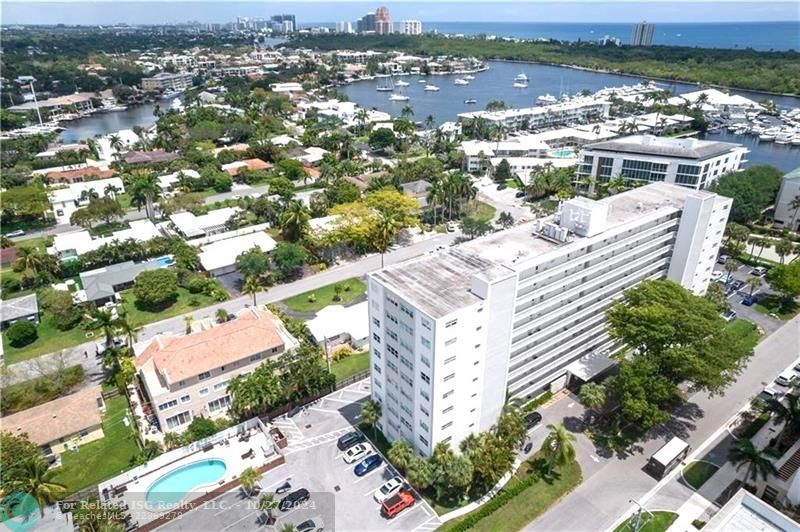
xmin=145 ymin=458 xmax=227 ymax=509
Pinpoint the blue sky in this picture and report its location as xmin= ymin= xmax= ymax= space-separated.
xmin=2 ymin=1 xmax=798 ymax=25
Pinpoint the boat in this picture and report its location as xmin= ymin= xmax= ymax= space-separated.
xmin=389 ymin=94 xmax=410 ymax=102
xmin=424 ymin=85 xmax=440 ymax=92
xmin=454 ymin=78 xmax=469 ymax=86
xmin=791 ymin=137 xmax=800 ymax=146
xmin=160 ymin=89 xmax=182 ymax=100
xmin=395 ymin=79 xmax=410 ymax=87
xmin=513 ymin=81 xmax=528 ymax=89
xmin=376 ymin=75 xmax=394 ymax=92
xmin=514 ymin=73 xmax=529 ymax=82
xmin=417 ymin=79 xmax=427 ymax=83
xmin=775 ymin=132 xmax=792 ymax=145
xmin=759 ymin=133 xmax=775 ymax=142
xmin=463 ymin=74 xmax=475 ymax=80
xmin=464 ymin=99 xmax=477 ymax=104
xmin=537 ymin=94 xmax=558 ymax=104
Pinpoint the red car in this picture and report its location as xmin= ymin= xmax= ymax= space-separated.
xmin=381 ymin=489 xmax=415 ymax=518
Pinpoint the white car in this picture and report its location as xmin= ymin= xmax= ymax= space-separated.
xmin=373 ymin=476 xmax=404 ymax=503
xmin=343 ymin=443 xmax=373 ymax=464
xmin=710 ymin=271 xmax=724 ymax=282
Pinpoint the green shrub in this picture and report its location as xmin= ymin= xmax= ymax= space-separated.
xmin=6 ymin=321 xmax=38 ymax=347
xmin=523 ymin=391 xmax=553 ymax=413
xmin=692 ymin=519 xmax=706 ymax=529
xmin=1 ymin=276 xmax=20 ymax=293
xmin=307 ymin=293 xmax=317 ymax=303
xmin=186 ymin=277 xmax=207 ymax=294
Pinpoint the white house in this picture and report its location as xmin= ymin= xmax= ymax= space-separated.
xmin=307 ymin=301 xmax=370 ymax=351
xmin=198 ymin=231 xmax=277 ymax=276
xmin=48 ymin=177 xmax=125 ymax=225
xmin=169 ymin=207 xmax=239 ymax=239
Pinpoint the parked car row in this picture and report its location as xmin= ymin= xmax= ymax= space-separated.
xmin=761 ymin=360 xmax=800 ymax=399
xmin=336 ymin=431 xmax=417 ymax=519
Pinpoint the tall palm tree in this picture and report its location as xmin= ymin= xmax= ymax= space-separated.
xmin=13 ymin=247 xmax=46 ymax=275
xmin=387 ymin=439 xmax=413 ymax=473
xmin=426 ymin=179 xmax=444 ymax=226
xmin=12 ymin=457 xmax=67 ymax=516
xmin=774 ymin=239 xmax=794 ymax=264
xmin=183 ymin=315 xmax=194 ymax=335
xmin=747 ymin=236 xmax=762 ymax=260
xmin=84 ymin=307 xmax=118 ymax=349
xmin=764 ymin=394 xmax=800 ymax=444
xmin=400 ymin=104 xmax=414 ymax=119
xmin=242 ymin=275 xmax=260 ymax=306
xmin=540 ymin=423 xmax=577 ymax=474
xmin=728 ymin=439 xmax=776 ymax=485
xmin=372 ymin=214 xmax=399 ymax=268
xmin=258 ymin=493 xmax=278 ymax=525
xmin=745 ymin=276 xmax=761 ymax=299
xmin=724 ymin=259 xmax=741 ymax=285
xmin=755 ymin=238 xmax=772 ymax=261
xmin=279 ymin=201 xmax=310 ymax=242
xmin=115 ymin=309 xmax=141 ymax=349
xmin=361 ymin=399 xmax=382 ymax=439
xmin=129 ymin=171 xmax=161 ymax=221
xmin=239 ymin=466 xmax=261 ymax=497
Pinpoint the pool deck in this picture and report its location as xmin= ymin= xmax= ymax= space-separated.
xmin=103 ymin=424 xmax=277 ymax=528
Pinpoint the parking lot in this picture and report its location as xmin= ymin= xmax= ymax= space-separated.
xmin=159 ymin=380 xmax=441 ymax=532
xmin=712 ymin=261 xmax=784 ymax=334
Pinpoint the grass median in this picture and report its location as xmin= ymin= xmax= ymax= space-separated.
xmin=281 ymin=278 xmax=366 ymax=313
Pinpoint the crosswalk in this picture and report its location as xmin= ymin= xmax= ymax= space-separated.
xmin=411 ymin=515 xmax=442 ymax=532
xmin=283 ymin=427 xmax=353 ymax=455
xmin=270 ymin=417 xmax=304 ymax=442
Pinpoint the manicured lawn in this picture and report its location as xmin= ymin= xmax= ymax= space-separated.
xmin=725 ymin=319 xmax=761 ymax=351
xmin=2 ymin=314 xmax=93 ymax=365
xmin=613 ymin=511 xmax=678 ymax=532
xmin=441 ymin=456 xmax=582 ymax=531
xmin=120 ymin=286 xmax=222 ymax=328
xmin=10 ymin=235 xmax=53 ymax=252
xmin=331 ymin=351 xmax=369 ymax=382
xmin=754 ymin=294 xmax=799 ymax=320
xmin=281 ymin=278 xmax=366 ymax=313
xmin=682 ymin=461 xmax=719 ymax=490
xmin=51 ymin=395 xmax=141 ymax=494
xmin=465 ymin=201 xmax=497 ymax=223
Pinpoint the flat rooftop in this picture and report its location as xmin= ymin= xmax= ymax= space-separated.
xmin=374 ymin=183 xmax=714 ymax=317
xmin=586 ymin=135 xmax=742 ymax=160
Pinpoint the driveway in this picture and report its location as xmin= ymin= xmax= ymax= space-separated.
xmin=525 ymin=314 xmax=800 ymax=532
xmin=474 ymin=176 xmax=533 ymax=222
xmin=715 ymin=263 xmax=784 ymax=335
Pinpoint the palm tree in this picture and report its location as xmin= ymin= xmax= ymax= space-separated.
xmin=239 ymin=466 xmax=261 ymax=497
xmin=12 ymin=457 xmax=67 ymax=516
xmin=115 ymin=309 xmax=141 ymax=349
xmin=724 ymin=259 xmax=741 ymax=285
xmin=400 ymin=104 xmax=414 ymax=119
xmin=424 ymin=114 xmax=435 ymax=131
xmin=756 ymin=238 xmax=772 ymax=261
xmin=258 ymin=493 xmax=278 ymax=525
xmin=774 ymin=239 xmax=794 ymax=264
xmin=13 ymin=246 xmax=46 ymax=275
xmin=109 ymin=134 xmax=123 ymax=154
xmin=746 ymin=236 xmax=761 ymax=260
xmin=141 ymin=440 xmax=162 ymax=460
xmin=579 ymin=382 xmax=607 ymax=412
xmin=163 ymin=432 xmax=183 ymax=450
xmin=540 ymin=423 xmax=576 ymax=475
xmin=764 ymin=394 xmax=800 ymax=445
xmin=84 ymin=307 xmax=118 ymax=349
xmin=746 ymin=277 xmax=761 ymax=300
xmin=279 ymin=201 xmax=310 ymax=242
xmin=361 ymin=399 xmax=382 ymax=439
xmin=183 ymin=315 xmax=194 ymax=334
xmin=242 ymin=275 xmax=260 ymax=306
xmin=129 ymin=171 xmax=161 ymax=221
xmin=728 ymin=439 xmax=776 ymax=485
xmin=372 ymin=214 xmax=399 ymax=268
xmin=387 ymin=440 xmax=413 ymax=473
xmin=215 ymin=308 xmax=229 ymax=323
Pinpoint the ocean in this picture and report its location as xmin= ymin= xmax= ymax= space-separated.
xmin=309 ymin=21 xmax=799 ymax=52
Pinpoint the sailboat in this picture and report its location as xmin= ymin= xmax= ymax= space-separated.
xmin=376 ymin=75 xmax=394 ymax=92
xmin=395 ymin=79 xmax=410 ymax=87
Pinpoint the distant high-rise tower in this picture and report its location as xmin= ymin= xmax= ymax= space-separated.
xmin=401 ymin=20 xmax=423 ymax=35
xmin=375 ymin=6 xmax=393 ymax=35
xmin=336 ymin=21 xmax=354 ymax=34
xmin=631 ymin=21 xmax=655 ymax=46
xmin=357 ymin=12 xmax=376 ymax=33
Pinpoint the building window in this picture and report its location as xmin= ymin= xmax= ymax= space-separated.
xmin=421 ymin=337 xmax=431 ymax=348
xmin=443 ymin=390 xmax=454 ymax=399
xmin=399 ymin=322 xmax=413 ymax=335
xmin=373 ymin=317 xmax=381 ymax=327
xmin=166 ymin=410 xmax=192 ymax=429
xmin=249 ymin=354 xmax=261 ymax=362
xmin=421 ymin=355 xmax=431 ymax=368
xmin=445 ymin=338 xmax=457 ymax=346
xmin=421 ymin=318 xmax=431 ymax=331
xmin=214 ymin=380 xmax=230 ymax=391
xmin=442 ymin=421 xmax=453 ymax=430
xmin=597 ymin=156 xmax=614 ymax=179
xmin=180 ymin=394 xmax=191 ymax=403
xmin=620 ymin=159 xmax=668 ymax=182
xmin=444 ymin=373 xmax=455 ymax=382
xmin=373 ymin=333 xmax=381 ymax=344
xmin=387 ymin=330 xmax=398 ymax=341
xmin=421 ymin=390 xmax=430 ymax=401
xmin=374 ymin=364 xmax=382 ymax=374
xmin=444 ymin=356 xmax=456 ymax=364
xmin=199 ymin=388 xmax=209 ymax=396
xmin=420 ymin=372 xmax=430 ymax=384
xmin=443 ymin=406 xmax=454 ymax=414
xmin=419 ymin=435 xmax=429 ymax=446
xmin=158 ymin=399 xmax=178 ymax=412
xmin=198 ymin=371 xmax=212 ymax=381
xmin=445 ymin=319 xmax=457 ymax=328
xmin=374 ymin=349 xmax=382 ymax=359
xmin=208 ymin=396 xmax=231 ymax=413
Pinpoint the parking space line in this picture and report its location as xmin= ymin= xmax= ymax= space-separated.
xmin=384 ymin=505 xmax=427 ymax=529
xmin=411 ymin=515 xmax=441 ymax=532
xmin=220 ymin=508 xmax=259 ymax=531
xmin=308 ymin=407 xmax=342 ymax=414
xmin=353 ymin=465 xmax=387 ymax=484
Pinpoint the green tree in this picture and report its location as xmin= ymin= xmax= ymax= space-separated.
xmin=774 ymin=238 xmax=794 ymax=264
xmin=12 ymin=457 xmax=67 ymax=516
xmin=242 ymin=275 xmax=260 ymax=307
xmin=239 ymin=466 xmax=261 ymax=497
xmin=461 ymin=215 xmax=492 ymax=239
xmin=39 ymin=288 xmax=82 ymax=330
xmin=704 ymin=282 xmax=731 ymax=312
xmin=133 ymin=268 xmax=178 ymax=308
xmin=216 ymin=308 xmax=229 ymax=323
xmin=271 ymin=242 xmax=307 ymax=280
xmin=279 ymin=201 xmax=311 ymax=242
xmin=541 ymin=423 xmax=577 ymax=475
xmin=763 ymin=394 xmax=800 ymax=446
xmin=387 ymin=440 xmax=413 ymax=474
xmin=406 ymin=456 xmax=434 ymax=489
xmin=0 ymin=432 xmax=42 ymax=492
xmin=6 ymin=321 xmax=38 ymax=347
xmin=767 ymin=261 xmax=800 ymax=308
xmin=276 ymin=159 xmax=306 ymax=181
xmin=184 ymin=416 xmax=218 ymax=441
xmin=579 ymin=382 xmax=607 ymax=412
xmin=497 ymin=211 xmax=515 ymax=229
xmin=371 ymin=214 xmax=399 ymax=268
xmin=228 ymin=359 xmax=282 ymax=418
xmin=493 ymin=159 xmax=513 ymax=183
xmin=368 ymin=128 xmax=396 ymax=152
xmin=711 ymin=165 xmax=783 ymax=224
xmin=728 ymin=439 xmax=776 ymax=485
xmin=258 ymin=493 xmax=278 ymax=525
xmin=360 ymin=399 xmax=382 ymax=439
xmin=128 ymin=170 xmax=161 ymax=221
xmin=724 ymin=258 xmax=741 ymax=285
xmin=235 ymin=247 xmax=271 ymax=278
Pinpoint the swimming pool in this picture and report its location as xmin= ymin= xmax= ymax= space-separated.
xmin=155 ymin=255 xmax=175 ymax=267
xmin=145 ymin=459 xmax=227 ymax=509
xmin=548 ymin=147 xmax=576 ymax=158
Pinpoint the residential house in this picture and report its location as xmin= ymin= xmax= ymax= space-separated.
xmin=308 ymin=301 xmax=370 ymax=351
xmin=400 ymin=180 xmax=432 ymax=207
xmin=48 ymin=177 xmax=125 ymax=225
xmin=51 ymin=220 xmax=162 ymax=262
xmin=169 ymin=207 xmax=239 ymax=239
xmin=198 ymin=231 xmax=277 ymax=276
xmin=222 ymin=158 xmax=273 ymax=177
xmin=79 ymin=256 xmax=174 ymax=305
xmin=0 ymin=294 xmax=39 ymax=329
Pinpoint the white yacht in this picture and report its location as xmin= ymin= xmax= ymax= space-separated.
xmin=454 ymin=78 xmax=469 ymax=86
xmin=389 ymin=94 xmax=410 ymax=102
xmin=775 ymin=131 xmax=793 ymax=145
xmin=513 ymin=81 xmax=528 ymax=88
xmin=537 ymin=94 xmax=557 ymax=104
xmin=424 ymin=85 xmax=440 ymax=92
xmin=464 ymin=99 xmax=477 ymax=104
xmin=791 ymin=136 xmax=800 ymax=146
xmin=464 ymin=74 xmax=476 ymax=80
xmin=759 ymin=131 xmax=776 ymax=142
xmin=417 ymin=79 xmax=427 ymax=83
xmin=514 ymin=73 xmax=529 ymax=82
xmin=376 ymin=75 xmax=394 ymax=92
xmin=395 ymin=79 xmax=410 ymax=87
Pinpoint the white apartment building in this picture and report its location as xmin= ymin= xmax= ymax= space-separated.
xmin=368 ymin=183 xmax=731 ymax=455
xmin=577 ymin=135 xmax=747 ymax=190
xmin=458 ymin=97 xmax=610 ymax=131
xmin=773 ymin=167 xmax=800 ymax=231
xmin=141 ymin=72 xmax=194 ymax=92
xmin=335 ymin=21 xmax=354 ymax=34
xmin=401 ymin=20 xmax=423 ymax=35
xmin=136 ymin=307 xmax=298 ymax=433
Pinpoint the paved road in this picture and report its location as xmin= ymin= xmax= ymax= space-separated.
xmin=4 ymin=231 xmax=458 ymax=384
xmin=474 ymin=176 xmax=534 ymax=223
xmin=525 ymin=314 xmax=800 ymax=532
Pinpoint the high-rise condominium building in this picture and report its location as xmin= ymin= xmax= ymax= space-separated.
xmin=357 ymin=12 xmax=376 ymax=33
xmin=401 ymin=20 xmax=423 ymax=35
xmin=368 ymin=183 xmax=731 ymax=455
xmin=271 ymin=14 xmax=296 ymax=33
xmin=375 ymin=6 xmax=394 ymax=34
xmin=336 ymin=21 xmax=354 ymax=34
xmin=631 ymin=21 xmax=655 ymax=46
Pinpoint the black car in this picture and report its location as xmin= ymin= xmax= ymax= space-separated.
xmin=515 ymin=191 xmax=526 ymax=198
xmin=279 ymin=489 xmax=310 ymax=511
xmin=524 ymin=411 xmax=543 ymax=429
xmin=337 ymin=431 xmax=365 ymax=451
xmin=731 ymin=279 xmax=746 ymax=292
xmin=496 ymin=183 xmax=507 ymax=190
